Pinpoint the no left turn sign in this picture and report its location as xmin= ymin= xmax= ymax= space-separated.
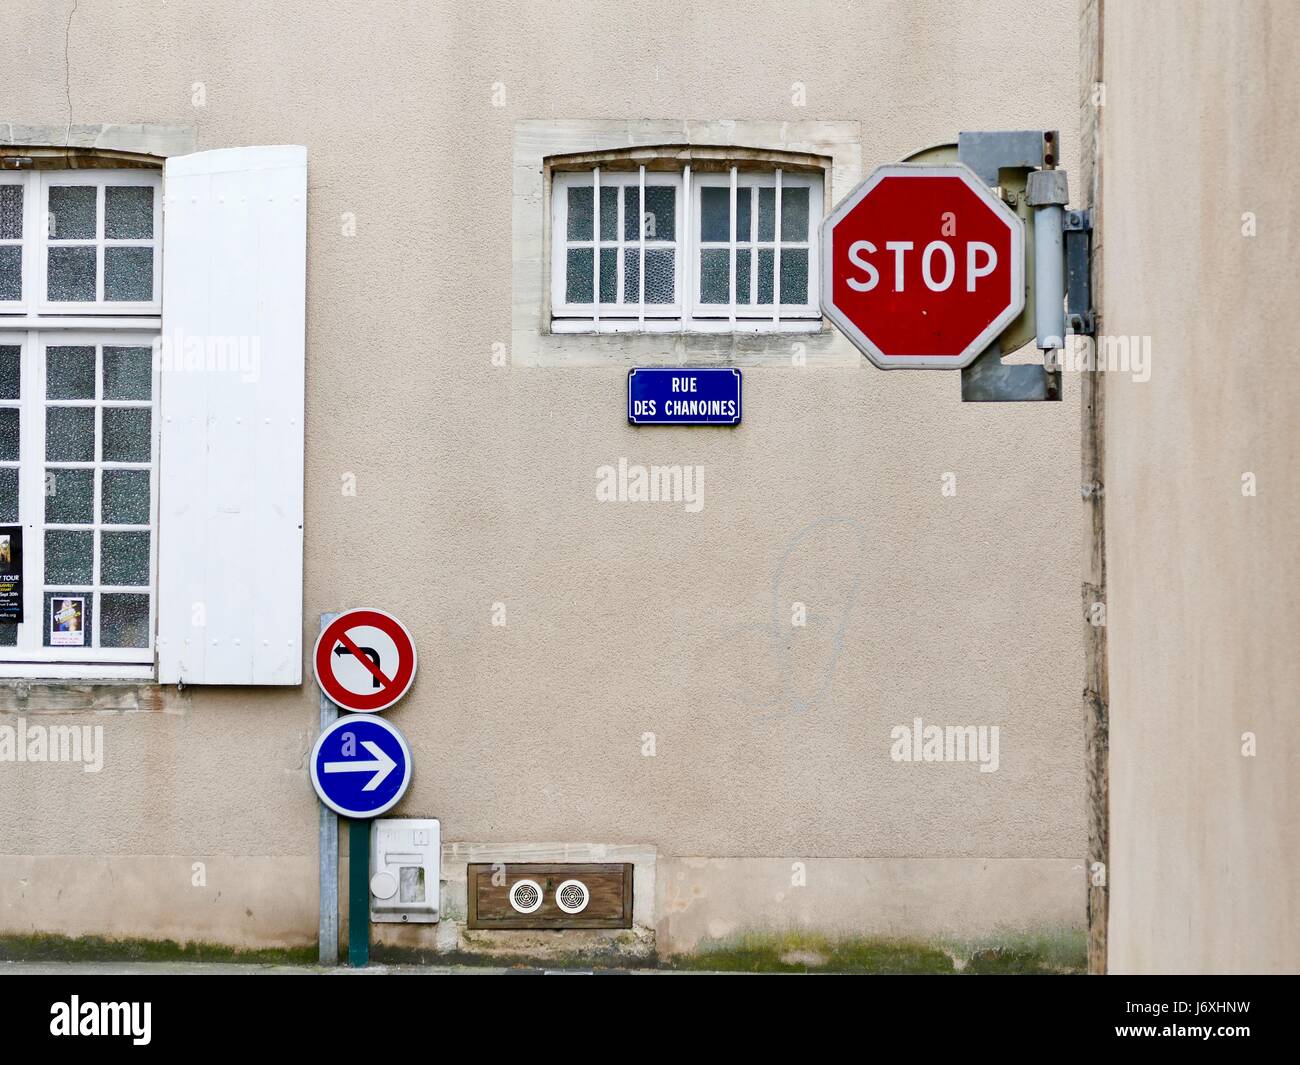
xmin=313 ymin=608 xmax=417 ymax=713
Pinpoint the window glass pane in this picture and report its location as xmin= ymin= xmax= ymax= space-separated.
xmin=0 ymin=407 xmax=19 ymax=462
xmin=757 ymin=248 xmax=775 ymax=304
xmin=102 ymin=407 xmax=151 ymax=463
xmin=0 ymin=466 xmax=17 ymax=523
xmin=623 ymin=186 xmax=640 ymax=242
xmin=104 ymin=247 xmax=153 ymax=302
xmin=100 ymin=592 xmax=150 ymax=648
xmin=566 ymin=185 xmax=593 ymax=241
xmin=0 ymin=245 xmax=20 ymax=301
xmin=564 ymin=247 xmax=593 ymax=303
xmin=0 ymin=620 xmax=14 ymax=646
xmin=699 ymin=248 xmax=730 ymax=303
xmin=48 ymin=246 xmax=97 ymax=302
xmin=43 ymin=592 xmax=92 ymax=648
xmin=758 ymin=187 xmax=776 ymax=241
xmin=45 ymin=530 xmax=93 ymax=585
xmin=644 ymin=186 xmax=675 ymax=241
xmin=736 ymin=248 xmax=752 ymax=305
xmin=101 ymin=468 xmax=150 ymax=524
xmin=0 ymin=184 xmax=22 ymax=239
xmin=46 ymin=346 xmax=96 ymax=400
xmin=102 ymin=347 xmax=153 ymax=401
xmin=780 ymin=248 xmax=809 ymax=304
xmin=105 ymin=185 xmax=154 ymax=239
xmin=598 ymin=248 xmax=617 ymax=304
xmin=0 ymin=346 xmax=19 ymax=400
xmin=623 ymin=249 xmax=639 ymax=303
xmin=599 ymin=186 xmax=618 ymax=241
xmin=46 ymin=406 xmax=95 ymax=462
xmin=700 ymin=187 xmax=730 ymax=242
xmin=735 ymin=188 xmax=751 ymax=242
xmin=645 ymin=248 xmax=674 ymax=304
xmin=101 ymin=530 xmax=150 ymax=586
xmin=46 ymin=468 xmax=94 ymax=523
xmin=781 ymin=186 xmax=810 ymax=241
xmin=48 ymin=186 xmax=97 ymax=239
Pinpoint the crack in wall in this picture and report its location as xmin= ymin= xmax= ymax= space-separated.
xmin=63 ymin=0 xmax=80 ymax=145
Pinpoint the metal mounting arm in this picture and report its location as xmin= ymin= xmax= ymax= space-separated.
xmin=956 ymin=130 xmax=1077 ymax=403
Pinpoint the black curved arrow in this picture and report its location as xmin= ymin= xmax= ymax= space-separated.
xmin=334 ymin=643 xmax=382 ymax=688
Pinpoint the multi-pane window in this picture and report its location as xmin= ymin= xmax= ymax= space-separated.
xmin=0 ymin=170 xmax=160 ymax=671
xmin=0 ymin=170 xmax=160 ymax=313
xmin=551 ymin=164 xmax=822 ymax=332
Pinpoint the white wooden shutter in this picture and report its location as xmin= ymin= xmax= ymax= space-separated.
xmin=157 ymin=146 xmax=306 ymax=684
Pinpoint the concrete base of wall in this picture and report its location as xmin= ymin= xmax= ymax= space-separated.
xmin=656 ymin=856 xmax=1085 ymax=955
xmin=0 ymin=855 xmax=315 ymax=949
xmin=2 ymin=850 xmax=1083 ymax=962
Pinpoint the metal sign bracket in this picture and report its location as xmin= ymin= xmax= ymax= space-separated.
xmin=1064 ymin=208 xmax=1096 ymax=337
xmin=955 ymin=129 xmax=1091 ymax=402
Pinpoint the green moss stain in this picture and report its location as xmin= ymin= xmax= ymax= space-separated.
xmin=0 ymin=931 xmax=316 ymax=966
xmin=668 ymin=931 xmax=955 ymax=974
xmin=951 ymin=929 xmax=1087 ymax=974
xmin=1 ymin=926 xmax=1085 ymax=974
xmin=369 ymin=942 xmax=655 ymax=971
xmin=667 ymin=928 xmax=1086 ymax=974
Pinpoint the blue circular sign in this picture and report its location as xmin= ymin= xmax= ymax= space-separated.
xmin=310 ymin=715 xmax=412 ymax=819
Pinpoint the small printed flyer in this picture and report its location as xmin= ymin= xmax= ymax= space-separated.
xmin=50 ymin=595 xmax=85 ymax=646
xmin=0 ymin=525 xmax=23 ymax=624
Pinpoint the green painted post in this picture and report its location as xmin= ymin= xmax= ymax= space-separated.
xmin=348 ymin=819 xmax=370 ymax=967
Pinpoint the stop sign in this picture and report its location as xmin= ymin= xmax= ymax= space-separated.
xmin=820 ymin=164 xmax=1025 ymax=369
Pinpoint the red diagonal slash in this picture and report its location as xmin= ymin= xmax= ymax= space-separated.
xmin=335 ymin=629 xmax=393 ymax=691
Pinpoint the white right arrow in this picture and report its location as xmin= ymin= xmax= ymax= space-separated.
xmin=324 ymin=740 xmax=397 ymax=792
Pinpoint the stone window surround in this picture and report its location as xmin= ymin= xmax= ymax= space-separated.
xmin=1 ymin=123 xmax=196 ymax=167
xmin=512 ymin=119 xmax=863 ymax=368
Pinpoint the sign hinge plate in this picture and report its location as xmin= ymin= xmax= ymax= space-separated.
xmin=1064 ymin=208 xmax=1096 ymax=337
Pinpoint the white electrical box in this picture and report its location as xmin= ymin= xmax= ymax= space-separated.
xmin=368 ymin=818 xmax=441 ymax=923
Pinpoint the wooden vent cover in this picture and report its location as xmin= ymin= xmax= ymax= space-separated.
xmin=467 ymin=863 xmax=633 ymax=929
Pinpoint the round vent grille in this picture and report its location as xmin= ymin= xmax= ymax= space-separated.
xmin=555 ymin=878 xmax=590 ymax=914
xmin=509 ymin=878 xmax=544 ymax=914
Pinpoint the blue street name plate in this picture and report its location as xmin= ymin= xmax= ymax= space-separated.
xmin=627 ymin=367 xmax=742 ymax=425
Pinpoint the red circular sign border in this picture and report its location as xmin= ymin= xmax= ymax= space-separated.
xmin=312 ymin=608 xmax=417 ymax=713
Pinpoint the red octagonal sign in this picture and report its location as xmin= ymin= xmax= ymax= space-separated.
xmin=820 ymin=164 xmax=1025 ymax=369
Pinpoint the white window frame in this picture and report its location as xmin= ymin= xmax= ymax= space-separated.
xmin=691 ymin=170 xmax=821 ymax=323
xmin=0 ymin=172 xmax=37 ymax=313
xmin=550 ymin=164 xmax=822 ymax=334
xmin=38 ymin=170 xmax=162 ymax=315
xmin=0 ymin=168 xmax=162 ymax=678
xmin=551 ymin=169 xmax=683 ymax=322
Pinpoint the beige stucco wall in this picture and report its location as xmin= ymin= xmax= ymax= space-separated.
xmin=0 ymin=0 xmax=1084 ymax=955
xmin=1099 ymin=0 xmax=1300 ymax=973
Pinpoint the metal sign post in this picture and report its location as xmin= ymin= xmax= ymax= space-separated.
xmin=312 ymin=715 xmax=414 ymax=967
xmin=317 ymin=612 xmax=340 ymax=966
xmin=311 ymin=611 xmax=417 ymax=969
xmin=348 ymin=820 xmax=370 ymax=968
